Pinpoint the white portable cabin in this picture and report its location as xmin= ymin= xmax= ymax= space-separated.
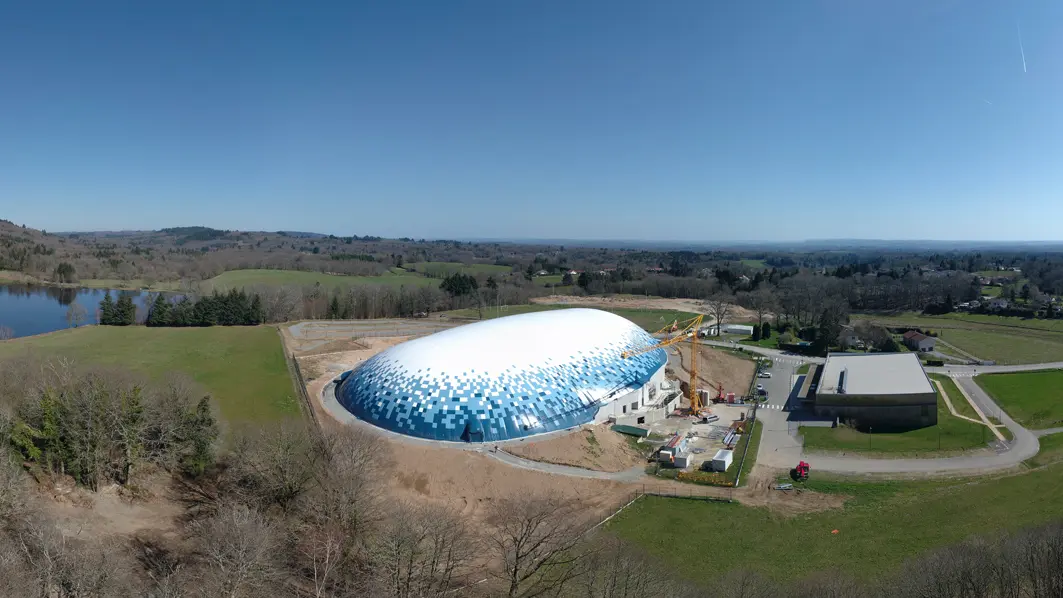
xmin=710 ymin=449 xmax=734 ymax=472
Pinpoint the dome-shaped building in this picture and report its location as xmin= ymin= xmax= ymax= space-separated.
xmin=335 ymin=308 xmax=669 ymax=442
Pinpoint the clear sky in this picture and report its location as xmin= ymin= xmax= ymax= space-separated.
xmin=2 ymin=1 xmax=1061 ymax=242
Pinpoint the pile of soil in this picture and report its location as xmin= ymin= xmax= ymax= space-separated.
xmin=505 ymin=426 xmax=646 ymax=473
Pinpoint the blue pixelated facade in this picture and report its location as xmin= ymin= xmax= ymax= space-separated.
xmin=335 ymin=309 xmax=667 ymax=442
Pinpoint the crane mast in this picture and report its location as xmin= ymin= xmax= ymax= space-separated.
xmin=622 ymin=315 xmax=706 ymax=414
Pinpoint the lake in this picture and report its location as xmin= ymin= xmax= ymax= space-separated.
xmin=0 ymin=284 xmax=152 ymax=339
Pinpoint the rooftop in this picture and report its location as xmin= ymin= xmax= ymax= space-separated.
xmin=817 ymin=353 xmax=933 ymax=396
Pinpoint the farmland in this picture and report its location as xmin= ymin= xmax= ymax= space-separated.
xmin=0 ymin=325 xmax=299 ymax=426
xmin=403 ymin=261 xmax=513 ymax=276
xmin=976 ymin=370 xmax=1063 ymax=429
xmin=201 ymin=268 xmax=436 ymax=291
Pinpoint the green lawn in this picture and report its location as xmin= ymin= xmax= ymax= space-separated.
xmin=1026 ymin=433 xmax=1063 ymax=468
xmin=202 ymin=268 xmax=435 ymax=291
xmin=0 ymin=326 xmax=299 ymax=426
xmin=852 ymin=312 xmax=1063 ymax=364
xmin=975 ymin=370 xmax=1063 ymax=429
xmin=404 ymin=261 xmax=512 ymax=276
xmin=982 ymin=285 xmax=1002 ymax=297
xmin=976 ymin=270 xmax=1020 ymax=279
xmin=928 ymin=374 xmax=979 ymax=420
xmin=739 ymin=336 xmax=778 ymax=349
xmin=740 ymin=259 xmax=768 ymax=269
xmin=609 ymin=464 xmax=1063 ymax=582
xmin=534 ymin=274 xmax=565 ymax=287
xmin=802 ymin=393 xmax=991 ymax=456
xmin=734 ymin=419 xmax=763 ymax=486
xmin=442 ymin=305 xmax=701 ymax=332
xmin=796 ymin=363 xmax=811 ymax=375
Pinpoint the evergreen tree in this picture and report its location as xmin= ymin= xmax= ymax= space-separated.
xmin=171 ymin=298 xmax=194 ymax=326
xmin=147 ymin=294 xmax=171 ymax=327
xmin=115 ymin=295 xmax=136 ymax=325
xmin=761 ymin=322 xmax=771 ymax=339
xmin=182 ymin=396 xmax=218 ymax=477
xmin=327 ymin=295 xmax=340 ymax=319
xmin=99 ymin=292 xmax=116 ymax=325
xmin=752 ymin=324 xmax=762 ymax=341
xmin=249 ymin=294 xmax=263 ymax=324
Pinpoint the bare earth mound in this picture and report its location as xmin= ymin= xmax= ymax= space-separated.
xmin=674 ymin=345 xmax=757 ymax=396
xmin=505 ymin=426 xmax=645 ymax=472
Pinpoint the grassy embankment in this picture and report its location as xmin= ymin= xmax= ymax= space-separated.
xmin=609 ymin=464 xmax=1063 ymax=582
xmin=976 ymin=370 xmax=1063 ymax=429
xmin=801 ymin=380 xmax=991 ymax=456
xmin=443 ymin=304 xmax=701 ymax=332
xmin=0 ymin=326 xmax=298 ymax=426
xmin=853 ymin=311 xmax=1063 ymax=364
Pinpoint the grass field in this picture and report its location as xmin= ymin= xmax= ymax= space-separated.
xmin=1026 ymin=433 xmax=1063 ymax=468
xmin=802 ymin=391 xmax=990 ymax=456
xmin=443 ymin=305 xmax=702 ymax=332
xmin=740 ymin=259 xmax=768 ymax=269
xmin=796 ymin=363 xmax=811 ymax=375
xmin=852 ymin=312 xmax=1063 ymax=364
xmin=976 ymin=270 xmax=1020 ymax=279
xmin=739 ymin=336 xmax=778 ymax=349
xmin=202 ymin=269 xmax=435 ymax=291
xmin=534 ymin=274 xmax=565 ymax=287
xmin=609 ymin=463 xmax=1063 ymax=582
xmin=0 ymin=326 xmax=299 ymax=426
xmin=975 ymin=370 xmax=1063 ymax=429
xmin=928 ymin=374 xmax=978 ymax=420
xmin=404 ymin=261 xmax=512 ymax=276
xmin=982 ymin=285 xmax=1003 ymax=297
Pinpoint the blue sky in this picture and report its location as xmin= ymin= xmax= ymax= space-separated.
xmin=2 ymin=1 xmax=1061 ymax=241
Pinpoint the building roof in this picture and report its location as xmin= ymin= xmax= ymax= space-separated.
xmin=816 ymin=353 xmax=933 ymax=396
xmin=902 ymin=330 xmax=928 ymax=341
xmin=336 ymin=308 xmax=667 ymax=442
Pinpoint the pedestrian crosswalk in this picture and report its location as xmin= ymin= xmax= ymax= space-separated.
xmin=757 ymin=404 xmax=785 ymax=410
xmin=948 ymin=372 xmax=977 ymax=378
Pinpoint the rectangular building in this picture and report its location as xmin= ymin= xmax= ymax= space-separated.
xmin=813 ymin=353 xmax=937 ymax=428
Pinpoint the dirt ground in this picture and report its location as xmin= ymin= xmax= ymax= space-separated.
xmin=505 ymin=426 xmax=646 ymax=473
xmin=40 ymin=471 xmax=184 ymax=539
xmin=674 ymin=344 xmax=757 ymax=397
xmin=532 ymin=294 xmax=756 ymax=322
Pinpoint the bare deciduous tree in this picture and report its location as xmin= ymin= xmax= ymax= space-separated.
xmin=227 ymin=422 xmax=324 ymax=511
xmin=66 ymin=303 xmax=88 ymax=328
xmin=367 ymin=502 xmax=479 ymax=598
xmin=704 ymin=292 xmax=734 ymax=336
xmin=574 ymin=534 xmax=691 ymax=598
xmin=486 ymin=492 xmax=591 ymax=598
xmin=0 ymin=325 xmax=12 ymax=340
xmin=737 ymin=287 xmax=776 ymax=328
xmin=195 ymin=504 xmax=284 ymax=598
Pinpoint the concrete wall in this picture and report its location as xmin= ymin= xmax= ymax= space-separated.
xmin=814 ymin=393 xmax=938 ymax=428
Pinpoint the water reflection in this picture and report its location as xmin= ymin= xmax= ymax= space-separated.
xmin=0 ymin=284 xmax=152 ymax=339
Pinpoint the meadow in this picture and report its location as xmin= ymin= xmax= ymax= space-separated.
xmin=976 ymin=370 xmax=1063 ymax=429
xmin=609 ymin=463 xmax=1063 ymax=582
xmin=853 ymin=312 xmax=1063 ymax=364
xmin=0 ymin=325 xmax=299 ymax=426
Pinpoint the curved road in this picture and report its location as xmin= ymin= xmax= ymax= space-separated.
xmin=709 ymin=342 xmax=1045 ymax=475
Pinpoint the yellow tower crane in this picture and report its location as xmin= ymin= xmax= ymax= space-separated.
xmin=621 ymin=315 xmax=706 ymax=415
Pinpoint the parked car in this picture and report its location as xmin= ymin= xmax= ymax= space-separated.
xmin=756 ymin=384 xmax=765 ymax=391
xmin=758 ymin=372 xmax=772 ymax=378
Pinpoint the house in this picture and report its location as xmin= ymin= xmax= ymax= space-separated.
xmin=535 ymin=270 xmax=548 ymax=276
xmin=837 ymin=325 xmax=861 ymax=349
xmin=989 ymin=298 xmax=1010 ymax=310
xmin=902 ymin=331 xmax=936 ymax=352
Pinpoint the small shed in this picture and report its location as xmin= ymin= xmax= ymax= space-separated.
xmin=710 ymin=449 xmax=734 ymax=472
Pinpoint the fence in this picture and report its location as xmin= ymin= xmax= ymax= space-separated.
xmin=281 ymin=333 xmax=321 ymax=431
